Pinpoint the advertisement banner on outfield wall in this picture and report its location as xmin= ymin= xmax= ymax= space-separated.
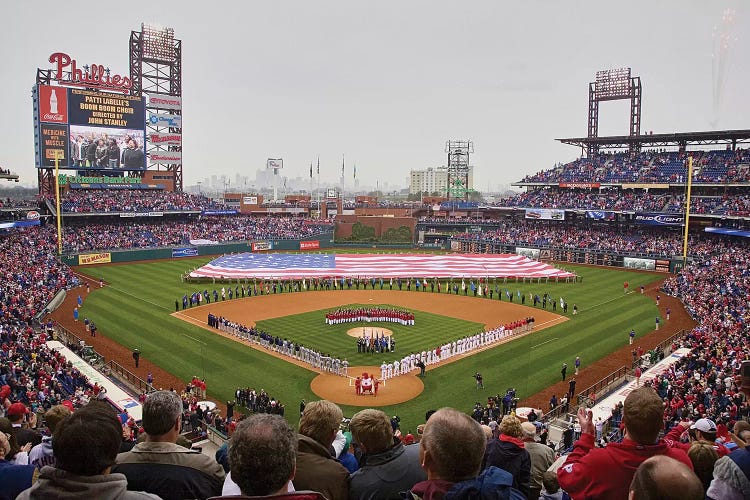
xmin=525 ymin=208 xmax=565 ymax=221
xmin=79 ymin=252 xmax=112 ymax=265
xmin=516 ymin=247 xmax=540 ymax=259
xmin=623 ymin=257 xmax=655 ymax=271
xmin=655 ymin=259 xmax=670 ymax=272
xmin=252 ymin=241 xmax=273 ymax=251
xmin=300 ymin=240 xmax=320 ymax=250
xmin=633 ymin=213 xmax=684 ymax=226
xmin=172 ymin=248 xmax=198 ymax=258
xmin=585 ymin=210 xmax=616 ymax=220
xmin=622 ymin=183 xmax=670 ymax=190
xmin=243 ymin=196 xmax=258 ymax=205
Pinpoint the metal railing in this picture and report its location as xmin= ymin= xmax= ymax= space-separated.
xmin=107 ymin=360 xmax=155 ymax=395
xmin=576 ymin=365 xmax=630 ymax=407
xmin=541 ymin=401 xmax=574 ymax=423
xmin=52 ymin=325 xmax=106 ymax=368
xmin=630 ymin=328 xmax=690 ymax=369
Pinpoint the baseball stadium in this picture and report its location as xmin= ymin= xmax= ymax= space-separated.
xmin=1 ymin=10 xmax=749 ymax=500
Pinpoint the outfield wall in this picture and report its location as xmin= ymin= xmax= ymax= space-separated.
xmin=61 ymin=232 xmax=335 ymax=266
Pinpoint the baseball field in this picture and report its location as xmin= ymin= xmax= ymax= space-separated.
xmin=65 ymin=254 xmax=665 ymax=432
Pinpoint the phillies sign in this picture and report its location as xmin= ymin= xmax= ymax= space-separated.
xmin=48 ymin=52 xmax=132 ymax=94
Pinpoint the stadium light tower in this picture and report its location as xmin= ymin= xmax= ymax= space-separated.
xmin=130 ymin=24 xmax=183 ymax=191
xmin=445 ymin=140 xmax=473 ymax=201
xmin=587 ymin=68 xmax=642 ymax=156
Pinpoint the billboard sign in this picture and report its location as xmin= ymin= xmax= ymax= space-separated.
xmin=148 ymin=113 xmax=181 ymax=128
xmin=623 ymin=257 xmax=656 ymax=271
xmin=47 ymin=52 xmax=132 ymax=94
xmin=525 ymin=208 xmax=565 ymax=221
xmin=300 ymin=240 xmax=320 ymax=250
xmin=35 ymin=85 xmax=146 ymax=170
xmin=633 ymin=213 xmax=684 ymax=226
xmin=172 ymin=247 xmax=198 ymax=258
xmin=252 ymin=241 xmax=273 ymax=251
xmin=148 ymin=133 xmax=181 ymax=145
xmin=149 ymin=151 xmax=182 ymax=164
xmin=585 ymin=210 xmax=616 ymax=220
xmin=78 ymin=252 xmax=112 ymax=265
xmin=267 ymin=158 xmax=283 ymax=169
xmin=516 ymin=247 xmax=541 ymax=259
xmin=39 ymin=85 xmax=68 ymax=123
xmin=68 ymin=89 xmax=145 ymax=128
xmin=39 ymin=123 xmax=69 ymax=167
xmin=0 ymin=220 xmax=40 ymax=230
xmin=201 ymin=210 xmax=238 ymax=215
xmin=146 ymin=94 xmax=181 ymax=110
xmin=243 ymin=196 xmax=258 ymax=205
xmin=559 ymin=182 xmax=600 ymax=189
xmin=58 ymin=174 xmax=139 ymax=186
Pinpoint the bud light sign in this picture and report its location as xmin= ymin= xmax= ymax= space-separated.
xmin=634 ymin=213 xmax=684 ymax=226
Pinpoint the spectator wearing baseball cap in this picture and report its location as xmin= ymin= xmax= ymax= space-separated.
xmin=6 ymin=403 xmax=41 ymax=448
xmin=664 ymin=418 xmax=730 ymax=458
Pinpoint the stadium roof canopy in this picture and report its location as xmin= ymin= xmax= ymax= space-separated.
xmin=557 ymin=129 xmax=750 ymax=151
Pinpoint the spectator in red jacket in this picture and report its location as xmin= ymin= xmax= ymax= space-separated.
xmin=557 ymin=387 xmax=693 ymax=499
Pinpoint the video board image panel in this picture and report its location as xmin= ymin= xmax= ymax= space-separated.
xmin=35 ymin=85 xmax=146 ymax=170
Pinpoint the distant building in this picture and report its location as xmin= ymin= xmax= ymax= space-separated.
xmin=409 ymin=166 xmax=473 ymax=195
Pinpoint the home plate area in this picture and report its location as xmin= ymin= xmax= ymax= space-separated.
xmin=309 ymin=365 xmax=424 ymax=407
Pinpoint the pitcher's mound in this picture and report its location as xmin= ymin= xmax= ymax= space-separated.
xmin=346 ymin=327 xmax=393 ymax=339
xmin=310 ymin=365 xmax=424 ymax=407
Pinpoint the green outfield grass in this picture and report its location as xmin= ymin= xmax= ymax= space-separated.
xmin=255 ymin=306 xmax=484 ymax=366
xmin=76 ymin=256 xmax=663 ymax=431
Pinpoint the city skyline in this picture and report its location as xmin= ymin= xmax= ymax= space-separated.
xmin=2 ymin=1 xmax=748 ymax=191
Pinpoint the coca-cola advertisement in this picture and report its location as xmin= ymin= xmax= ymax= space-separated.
xmin=39 ymin=85 xmax=68 ymax=123
xmin=69 ymin=125 xmax=146 ymax=170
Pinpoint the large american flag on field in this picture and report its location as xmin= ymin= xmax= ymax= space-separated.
xmin=189 ymin=253 xmax=576 ymax=279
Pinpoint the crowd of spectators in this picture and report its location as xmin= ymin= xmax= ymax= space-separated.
xmin=53 ymin=189 xmax=227 ymax=213
xmin=0 ymin=197 xmax=39 ymax=209
xmin=521 ymin=149 xmax=750 ymax=184
xmin=61 ymin=216 xmax=334 ymax=252
xmin=452 ymin=223 xmax=694 ymax=257
xmin=5 ymin=210 xmax=750 ymax=498
xmin=490 ymin=188 xmax=750 ymax=216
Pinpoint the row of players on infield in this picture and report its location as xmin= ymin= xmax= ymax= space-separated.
xmin=325 ymin=307 xmax=415 ymax=326
xmin=208 ymin=312 xmax=534 ymax=380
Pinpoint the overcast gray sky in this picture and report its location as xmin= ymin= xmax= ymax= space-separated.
xmin=2 ymin=1 xmax=747 ymax=191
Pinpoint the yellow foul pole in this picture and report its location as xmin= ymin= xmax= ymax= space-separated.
xmin=54 ymin=152 xmax=63 ymax=255
xmin=682 ymin=156 xmax=693 ymax=266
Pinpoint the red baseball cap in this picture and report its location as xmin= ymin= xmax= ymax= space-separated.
xmin=6 ymin=402 xmax=29 ymax=417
